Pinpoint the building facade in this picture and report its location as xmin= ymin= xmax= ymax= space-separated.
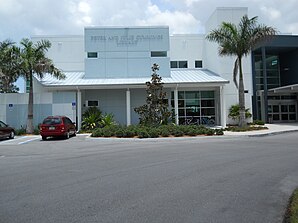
xmin=252 ymin=36 xmax=298 ymax=123
xmin=1 ymin=7 xmax=297 ymax=130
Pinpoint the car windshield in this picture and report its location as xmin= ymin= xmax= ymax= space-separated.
xmin=43 ymin=118 xmax=62 ymax=125
xmin=0 ymin=121 xmax=7 ymax=128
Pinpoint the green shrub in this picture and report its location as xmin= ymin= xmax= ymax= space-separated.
xmin=252 ymin=120 xmax=265 ymax=125
xmin=15 ymin=128 xmax=26 ymax=136
xmin=103 ymin=130 xmax=113 ymax=137
xmin=164 ymin=125 xmax=176 ymax=135
xmin=123 ymin=130 xmax=136 ymax=138
xmin=160 ymin=129 xmax=170 ymax=137
xmin=91 ymin=128 xmax=104 ymax=137
xmin=228 ymin=104 xmax=252 ymax=120
xmin=138 ymin=130 xmax=149 ymax=138
xmin=100 ymin=113 xmax=116 ymax=127
xmin=81 ymin=107 xmax=102 ymax=131
xmin=173 ymin=129 xmax=184 ymax=137
xmin=33 ymin=127 xmax=40 ymax=135
xmin=115 ymin=129 xmax=124 ymax=137
xmin=215 ymin=128 xmax=224 ymax=135
xmin=194 ymin=126 xmax=208 ymax=135
xmin=205 ymin=128 xmax=215 ymax=136
xmin=89 ymin=124 xmax=218 ymax=138
xmin=148 ymin=129 xmax=159 ymax=138
xmin=186 ymin=129 xmax=197 ymax=136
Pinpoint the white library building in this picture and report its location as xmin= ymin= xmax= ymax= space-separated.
xmin=1 ymin=7 xmax=298 ymax=130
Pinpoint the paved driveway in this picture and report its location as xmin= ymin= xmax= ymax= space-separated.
xmin=1 ymin=133 xmax=298 ymax=223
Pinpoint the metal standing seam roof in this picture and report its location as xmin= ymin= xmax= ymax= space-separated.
xmin=36 ymin=69 xmax=229 ymax=88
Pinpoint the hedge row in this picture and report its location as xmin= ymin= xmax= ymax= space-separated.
xmin=91 ymin=124 xmax=224 ymax=138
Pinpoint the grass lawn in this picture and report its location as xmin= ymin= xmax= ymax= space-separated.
xmin=284 ymin=188 xmax=298 ymax=223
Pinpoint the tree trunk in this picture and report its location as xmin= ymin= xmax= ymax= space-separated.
xmin=238 ymin=57 xmax=246 ymax=127
xmin=26 ymin=72 xmax=34 ymax=134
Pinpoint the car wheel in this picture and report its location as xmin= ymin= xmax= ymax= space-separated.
xmin=42 ymin=136 xmax=47 ymax=140
xmin=65 ymin=131 xmax=70 ymax=139
xmin=9 ymin=131 xmax=15 ymax=139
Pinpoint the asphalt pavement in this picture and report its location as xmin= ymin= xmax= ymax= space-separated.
xmin=0 ymin=130 xmax=298 ymax=223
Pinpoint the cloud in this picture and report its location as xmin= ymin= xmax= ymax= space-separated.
xmin=0 ymin=0 xmax=298 ymax=42
xmin=260 ymin=6 xmax=281 ymax=20
xmin=71 ymin=1 xmax=93 ymax=26
xmin=287 ymin=23 xmax=298 ymax=35
xmin=78 ymin=1 xmax=91 ymax=13
xmin=136 ymin=3 xmax=200 ymax=33
xmin=185 ymin=0 xmax=199 ymax=7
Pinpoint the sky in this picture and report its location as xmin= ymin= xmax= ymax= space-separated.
xmin=1 ymin=0 xmax=298 ymax=42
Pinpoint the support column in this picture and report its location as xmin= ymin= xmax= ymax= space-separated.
xmin=220 ymin=86 xmax=226 ymax=127
xmin=262 ymin=47 xmax=268 ymax=123
xmin=260 ymin=91 xmax=265 ymax=122
xmin=126 ymin=89 xmax=131 ymax=126
xmin=174 ymin=86 xmax=179 ymax=125
xmin=77 ymin=89 xmax=82 ymax=131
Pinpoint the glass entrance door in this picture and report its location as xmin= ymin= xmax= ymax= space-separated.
xmin=268 ymin=102 xmax=297 ymax=123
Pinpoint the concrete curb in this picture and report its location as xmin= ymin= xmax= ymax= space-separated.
xmin=248 ymin=129 xmax=298 ymax=137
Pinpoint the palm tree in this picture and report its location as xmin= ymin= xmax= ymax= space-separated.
xmin=206 ymin=15 xmax=277 ymax=127
xmin=0 ymin=40 xmax=20 ymax=93
xmin=18 ymin=38 xmax=65 ymax=133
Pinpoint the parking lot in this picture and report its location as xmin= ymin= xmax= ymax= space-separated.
xmin=1 ymin=133 xmax=298 ymax=222
xmin=0 ymin=134 xmax=92 ymax=146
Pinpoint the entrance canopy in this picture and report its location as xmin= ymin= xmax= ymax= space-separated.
xmin=36 ymin=69 xmax=229 ymax=90
xmin=268 ymin=83 xmax=298 ymax=94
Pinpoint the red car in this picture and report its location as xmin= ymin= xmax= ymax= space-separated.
xmin=0 ymin=121 xmax=15 ymax=140
xmin=40 ymin=116 xmax=76 ymax=140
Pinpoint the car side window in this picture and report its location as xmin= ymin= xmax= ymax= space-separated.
xmin=65 ymin=118 xmax=72 ymax=125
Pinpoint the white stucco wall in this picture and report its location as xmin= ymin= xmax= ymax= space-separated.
xmin=170 ymin=34 xmax=204 ymax=69
xmin=0 ymin=91 xmax=77 ymax=129
xmin=31 ymin=35 xmax=85 ymax=72
xmin=204 ymin=7 xmax=253 ymax=124
xmin=84 ymin=26 xmax=170 ymax=78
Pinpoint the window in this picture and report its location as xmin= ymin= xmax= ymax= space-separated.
xmin=195 ymin=60 xmax=203 ymax=68
xmin=179 ymin=61 xmax=188 ymax=68
xmin=151 ymin=51 xmax=167 ymax=57
xmin=87 ymin=52 xmax=98 ymax=58
xmin=86 ymin=100 xmax=99 ymax=107
xmin=170 ymin=61 xmax=178 ymax=68
xmin=170 ymin=61 xmax=188 ymax=68
xmin=43 ymin=118 xmax=62 ymax=125
xmin=64 ymin=117 xmax=73 ymax=124
xmin=171 ymin=90 xmax=216 ymax=125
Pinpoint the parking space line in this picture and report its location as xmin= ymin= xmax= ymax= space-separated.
xmin=0 ymin=136 xmax=41 ymax=145
xmin=18 ymin=137 xmax=41 ymax=145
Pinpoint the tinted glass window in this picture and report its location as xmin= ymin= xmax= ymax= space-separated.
xmin=87 ymin=52 xmax=98 ymax=58
xmin=151 ymin=51 xmax=167 ymax=57
xmin=170 ymin=61 xmax=178 ymax=68
xmin=43 ymin=118 xmax=62 ymax=125
xmin=195 ymin=60 xmax=203 ymax=68
xmin=64 ymin=118 xmax=73 ymax=124
xmin=178 ymin=61 xmax=188 ymax=68
xmin=87 ymin=101 xmax=99 ymax=107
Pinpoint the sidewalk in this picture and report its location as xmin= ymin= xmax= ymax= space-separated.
xmin=224 ymin=123 xmax=298 ymax=137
